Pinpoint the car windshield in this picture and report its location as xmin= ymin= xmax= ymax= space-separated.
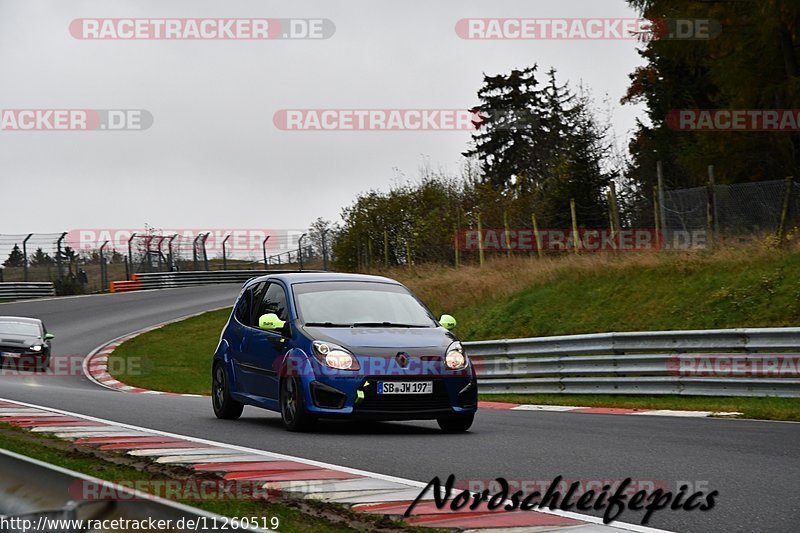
xmin=0 ymin=321 xmax=40 ymax=337
xmin=293 ymin=281 xmax=436 ymax=327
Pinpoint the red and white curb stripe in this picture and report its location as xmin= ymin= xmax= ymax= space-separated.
xmin=0 ymin=397 xmax=669 ymax=533
xmin=479 ymin=401 xmax=741 ymax=418
xmin=82 ymin=308 xmax=230 ymax=397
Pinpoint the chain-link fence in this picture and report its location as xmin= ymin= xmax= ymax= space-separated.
xmin=663 ymin=179 xmax=799 ymax=245
xmin=336 ymin=176 xmax=800 ymax=270
xmin=0 ymin=230 xmax=331 ymax=295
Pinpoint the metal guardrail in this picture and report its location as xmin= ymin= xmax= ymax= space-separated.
xmin=465 ymin=328 xmax=800 ymax=397
xmin=0 ymin=449 xmax=262 ymax=532
xmin=110 ymin=270 xmax=322 ymax=292
xmin=0 ymin=282 xmax=55 ymax=300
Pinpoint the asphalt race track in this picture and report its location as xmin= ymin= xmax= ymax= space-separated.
xmin=1 ymin=287 xmax=798 ymax=532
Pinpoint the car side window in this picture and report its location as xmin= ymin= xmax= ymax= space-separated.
xmin=234 ymin=287 xmax=253 ymax=325
xmin=259 ymin=282 xmax=289 ymax=322
xmin=248 ymin=282 xmax=267 ymax=327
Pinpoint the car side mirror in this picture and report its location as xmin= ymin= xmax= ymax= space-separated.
xmin=258 ymin=313 xmax=285 ymax=332
xmin=44 ymin=333 xmax=55 ymax=340
xmin=439 ymin=314 xmax=457 ymax=331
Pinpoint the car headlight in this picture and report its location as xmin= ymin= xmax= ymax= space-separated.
xmin=29 ymin=345 xmax=43 ymax=352
xmin=312 ymin=341 xmax=360 ymax=371
xmin=445 ymin=341 xmax=468 ymax=370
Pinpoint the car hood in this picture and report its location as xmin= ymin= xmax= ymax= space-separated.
xmin=0 ymin=335 xmax=40 ymax=349
xmin=300 ymin=325 xmax=455 ymax=351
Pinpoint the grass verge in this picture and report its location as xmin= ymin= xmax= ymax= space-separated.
xmin=109 ymin=308 xmax=232 ymax=396
xmin=0 ymin=423 xmax=428 ymax=532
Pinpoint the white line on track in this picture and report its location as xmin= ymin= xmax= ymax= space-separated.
xmin=0 ymin=396 xmax=670 ymax=533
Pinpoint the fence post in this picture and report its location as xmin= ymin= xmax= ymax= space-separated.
xmin=777 ymin=176 xmax=795 ymax=245
xmin=570 ymin=198 xmax=580 ymax=254
xmin=222 ymin=234 xmax=230 ymax=270
xmin=56 ymin=232 xmax=67 ymax=282
xmin=383 ymin=230 xmax=389 ymax=269
xmin=22 ymin=233 xmax=32 ymax=282
xmin=503 ymin=210 xmax=512 ymax=258
xmin=706 ymin=165 xmax=717 ymax=250
xmin=322 ymin=229 xmax=330 ymax=271
xmin=201 ymin=232 xmax=210 ymax=271
xmin=100 ymin=240 xmax=108 ymax=291
xmin=298 ymin=233 xmax=307 ymax=271
xmin=192 ymin=235 xmax=200 ymax=271
xmin=262 ymin=236 xmax=270 ymax=268
xmin=454 ymin=209 xmax=460 ymax=268
xmin=609 ymin=183 xmax=621 ymax=248
xmin=477 ymin=213 xmax=485 ymax=267
xmin=126 ymin=233 xmax=136 ymax=280
xmin=168 ymin=234 xmax=177 ymax=271
xmin=532 ymin=213 xmax=543 ymax=259
xmin=653 ymin=185 xmax=662 ymax=250
xmin=657 ymin=161 xmax=667 ymax=242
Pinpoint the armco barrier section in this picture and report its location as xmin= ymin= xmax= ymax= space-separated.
xmin=0 ymin=282 xmax=55 ymax=300
xmin=110 ymin=270 xmax=320 ymax=292
xmin=465 ymin=328 xmax=800 ymax=397
xmin=0 ymin=448 xmax=258 ymax=531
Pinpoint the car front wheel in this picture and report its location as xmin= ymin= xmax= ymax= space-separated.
xmin=280 ymin=377 xmax=315 ymax=432
xmin=212 ymin=362 xmax=244 ymax=420
xmin=437 ymin=413 xmax=474 ymax=433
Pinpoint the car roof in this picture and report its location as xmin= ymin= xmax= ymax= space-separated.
xmin=0 ymin=316 xmax=42 ymax=324
xmin=246 ymin=272 xmax=401 ymax=287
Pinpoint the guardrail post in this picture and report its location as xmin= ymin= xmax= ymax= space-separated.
xmin=127 ymin=233 xmax=137 ymax=280
xmin=222 ymin=234 xmax=230 ymax=270
xmin=201 ymin=232 xmax=210 ymax=271
xmin=298 ymin=233 xmax=307 ymax=271
xmin=22 ymin=233 xmax=33 ymax=281
xmin=56 ymin=232 xmax=67 ymax=282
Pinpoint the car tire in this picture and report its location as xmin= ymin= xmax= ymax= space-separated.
xmin=437 ymin=413 xmax=474 ymax=433
xmin=280 ymin=377 xmax=315 ymax=432
xmin=212 ymin=362 xmax=244 ymax=420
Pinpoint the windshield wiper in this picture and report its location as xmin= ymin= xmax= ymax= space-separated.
xmin=351 ymin=322 xmax=429 ymax=328
xmin=304 ymin=322 xmax=353 ymax=328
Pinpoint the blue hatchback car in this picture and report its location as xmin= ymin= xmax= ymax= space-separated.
xmin=212 ymin=272 xmax=477 ymax=432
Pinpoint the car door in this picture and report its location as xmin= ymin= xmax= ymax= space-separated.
xmin=237 ymin=281 xmax=290 ymax=401
xmin=230 ymin=284 xmax=260 ymax=395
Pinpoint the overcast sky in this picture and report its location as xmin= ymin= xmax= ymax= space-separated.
xmin=0 ymin=0 xmax=645 ymax=236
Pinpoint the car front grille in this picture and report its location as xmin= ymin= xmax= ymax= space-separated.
xmin=355 ymin=378 xmax=453 ymax=413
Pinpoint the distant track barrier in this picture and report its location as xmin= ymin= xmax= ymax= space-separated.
xmin=0 ymin=282 xmax=56 ymax=300
xmin=467 ymin=328 xmax=800 ymax=397
xmin=109 ymin=270 xmax=321 ymax=292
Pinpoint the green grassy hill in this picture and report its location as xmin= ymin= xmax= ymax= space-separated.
xmin=391 ymin=246 xmax=800 ymax=340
